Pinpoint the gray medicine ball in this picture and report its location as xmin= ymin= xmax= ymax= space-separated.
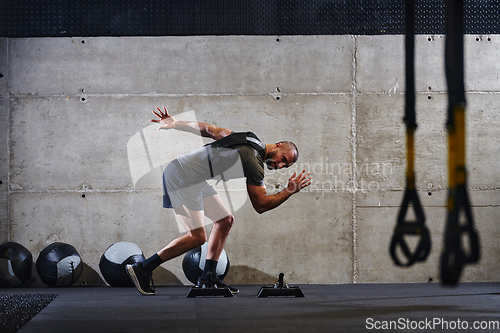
xmin=99 ymin=242 xmax=145 ymax=287
xmin=0 ymin=242 xmax=33 ymax=287
xmin=182 ymin=242 xmax=230 ymax=284
xmin=36 ymin=242 xmax=83 ymax=287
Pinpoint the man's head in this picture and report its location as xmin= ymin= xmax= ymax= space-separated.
xmin=264 ymin=141 xmax=299 ymax=170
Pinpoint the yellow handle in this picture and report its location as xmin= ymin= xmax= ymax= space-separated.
xmin=454 ymin=104 xmax=466 ymax=185
xmin=406 ymin=127 xmax=415 ymax=190
xmin=447 ymin=103 xmax=467 ymax=211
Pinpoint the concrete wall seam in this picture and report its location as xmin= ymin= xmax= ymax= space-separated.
xmin=350 ymin=35 xmax=359 ymax=284
xmin=0 ymin=38 xmax=9 ymax=243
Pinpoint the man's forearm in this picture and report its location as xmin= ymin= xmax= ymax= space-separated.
xmin=254 ymin=189 xmax=294 ymax=214
xmin=172 ymin=121 xmax=230 ymax=140
xmin=172 ymin=121 xmax=211 ymax=137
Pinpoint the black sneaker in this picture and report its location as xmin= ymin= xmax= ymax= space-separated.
xmin=126 ymin=262 xmax=156 ymax=296
xmin=196 ymin=274 xmax=239 ymax=294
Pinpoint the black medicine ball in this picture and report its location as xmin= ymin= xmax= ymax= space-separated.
xmin=0 ymin=242 xmax=33 ymax=287
xmin=182 ymin=242 xmax=230 ymax=284
xmin=36 ymin=242 xmax=83 ymax=287
xmin=99 ymin=242 xmax=145 ymax=287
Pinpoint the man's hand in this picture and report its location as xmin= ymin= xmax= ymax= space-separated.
xmin=150 ymin=106 xmax=177 ymax=130
xmin=247 ymin=169 xmax=312 ymax=214
xmin=286 ymin=169 xmax=312 ymax=194
xmin=149 ymin=106 xmax=231 ymax=140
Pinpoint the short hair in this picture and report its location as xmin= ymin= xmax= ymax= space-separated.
xmin=279 ymin=141 xmax=299 ymax=163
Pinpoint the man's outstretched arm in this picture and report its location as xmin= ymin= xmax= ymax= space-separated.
xmin=150 ymin=106 xmax=231 ymax=140
xmin=247 ymin=170 xmax=312 ymax=214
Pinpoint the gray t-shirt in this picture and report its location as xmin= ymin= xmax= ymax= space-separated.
xmin=176 ymin=144 xmax=265 ymax=187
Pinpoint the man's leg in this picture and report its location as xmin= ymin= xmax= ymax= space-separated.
xmin=127 ymin=205 xmax=207 ymax=295
xmin=196 ymin=194 xmax=238 ymax=293
xmin=203 ymin=194 xmax=234 ymax=261
xmin=156 ymin=206 xmax=207 ymax=262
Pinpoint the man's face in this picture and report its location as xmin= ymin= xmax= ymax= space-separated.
xmin=265 ymin=143 xmax=296 ymax=170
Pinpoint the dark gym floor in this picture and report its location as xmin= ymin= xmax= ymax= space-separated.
xmin=3 ymin=282 xmax=500 ymax=333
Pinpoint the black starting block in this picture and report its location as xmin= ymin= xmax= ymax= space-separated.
xmin=186 ymin=273 xmax=233 ymax=298
xmin=187 ymin=286 xmax=233 ymax=297
xmin=257 ymin=273 xmax=305 ymax=297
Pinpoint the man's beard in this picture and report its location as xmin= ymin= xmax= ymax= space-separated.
xmin=265 ymin=149 xmax=278 ymax=170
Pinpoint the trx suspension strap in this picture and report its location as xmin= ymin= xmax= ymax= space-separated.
xmin=390 ymin=0 xmax=431 ymax=267
xmin=440 ymin=0 xmax=480 ymax=286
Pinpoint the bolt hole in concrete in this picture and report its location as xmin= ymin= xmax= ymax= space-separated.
xmin=276 ymin=38 xmax=280 ymax=42
xmin=487 ymin=37 xmax=492 ymax=41
xmin=427 ymin=96 xmax=432 ymax=100
xmin=81 ymin=193 xmax=86 ymax=198
xmin=476 ymin=37 xmax=480 ymax=41
xmin=275 ymin=96 xmax=281 ymax=101
xmin=276 ymin=87 xmax=281 ymax=93
xmin=0 ymin=73 xmax=3 ymax=78
xmin=0 ymin=180 xmax=2 ymax=184
xmin=81 ymin=39 xmax=86 ymax=44
xmin=81 ymin=88 xmax=85 ymax=93
xmin=81 ymin=97 xmax=86 ymax=102
xmin=428 ymin=86 xmax=432 ymax=91
xmin=428 ymin=192 xmax=432 ymax=196
xmin=428 ymin=277 xmax=434 ymax=283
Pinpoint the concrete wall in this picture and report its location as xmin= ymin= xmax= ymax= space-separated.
xmin=1 ymin=35 xmax=499 ymax=286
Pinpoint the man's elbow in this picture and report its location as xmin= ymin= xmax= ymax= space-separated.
xmin=255 ymin=207 xmax=266 ymax=214
xmin=252 ymin=203 xmax=267 ymax=214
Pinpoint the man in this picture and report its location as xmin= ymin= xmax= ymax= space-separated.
xmin=126 ymin=106 xmax=312 ymax=295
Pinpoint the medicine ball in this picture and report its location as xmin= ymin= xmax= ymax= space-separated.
xmin=36 ymin=242 xmax=83 ymax=287
xmin=99 ymin=242 xmax=145 ymax=287
xmin=182 ymin=242 xmax=230 ymax=284
xmin=0 ymin=242 xmax=33 ymax=287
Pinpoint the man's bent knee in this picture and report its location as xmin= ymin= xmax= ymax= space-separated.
xmin=216 ymin=214 xmax=235 ymax=231
xmin=189 ymin=228 xmax=208 ymax=247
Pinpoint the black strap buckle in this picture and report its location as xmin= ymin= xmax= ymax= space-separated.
xmin=205 ymin=146 xmax=226 ymax=185
xmin=390 ymin=188 xmax=431 ymax=267
xmin=205 ymin=146 xmax=215 ymax=178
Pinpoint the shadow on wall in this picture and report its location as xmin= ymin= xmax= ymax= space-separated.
xmin=224 ymin=265 xmax=278 ymax=285
xmin=25 ymin=262 xmax=107 ymax=287
xmin=19 ymin=262 xmax=278 ymax=287
xmin=21 ymin=262 xmax=182 ymax=287
xmin=152 ymin=266 xmax=183 ymax=285
xmin=76 ymin=263 xmax=107 ymax=286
